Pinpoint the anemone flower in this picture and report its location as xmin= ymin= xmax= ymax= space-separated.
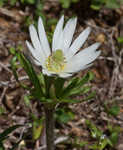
xmin=26 ymin=16 xmax=101 ymax=78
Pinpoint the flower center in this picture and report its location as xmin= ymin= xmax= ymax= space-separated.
xmin=46 ymin=50 xmax=66 ymax=73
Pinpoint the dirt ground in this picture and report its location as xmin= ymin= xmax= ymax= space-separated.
xmin=0 ymin=1 xmax=123 ymax=150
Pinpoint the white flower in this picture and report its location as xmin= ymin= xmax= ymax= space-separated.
xmin=26 ymin=16 xmax=101 ymax=78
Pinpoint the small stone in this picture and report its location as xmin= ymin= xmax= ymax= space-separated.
xmin=117 ymin=144 xmax=123 ymax=150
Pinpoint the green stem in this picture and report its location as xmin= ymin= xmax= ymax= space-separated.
xmin=44 ymin=107 xmax=55 ymax=150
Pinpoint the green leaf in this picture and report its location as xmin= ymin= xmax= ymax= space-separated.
xmin=108 ymin=124 xmax=120 ymax=133
xmin=24 ymin=95 xmax=31 ymax=107
xmin=72 ymin=0 xmax=79 ymax=3
xmin=99 ymin=138 xmax=111 ymax=150
xmin=58 ymin=98 xmax=81 ymax=104
xmin=0 ymin=107 xmax=5 ymax=115
xmin=82 ymin=91 xmax=96 ymax=101
xmin=0 ymin=1 xmax=4 ymax=7
xmin=54 ymin=77 xmax=66 ymax=98
xmin=110 ymin=132 xmax=119 ymax=145
xmin=120 ymin=0 xmax=123 ymax=4
xmin=11 ymin=56 xmax=31 ymax=91
xmin=108 ymin=105 xmax=120 ymax=116
xmin=32 ymin=117 xmax=44 ymax=140
xmin=68 ymin=86 xmax=91 ymax=96
xmin=89 ymin=144 xmax=99 ymax=150
xmin=86 ymin=120 xmax=102 ymax=138
xmin=73 ymin=140 xmax=88 ymax=148
xmin=38 ymin=73 xmax=45 ymax=91
xmin=106 ymin=0 xmax=120 ymax=9
xmin=30 ymin=89 xmax=44 ymax=100
xmin=60 ymin=72 xmax=93 ymax=98
xmin=43 ymin=76 xmax=54 ymax=97
xmin=108 ymin=125 xmax=120 ymax=145
xmin=91 ymin=4 xmax=101 ymax=10
xmin=90 ymin=0 xmax=105 ymax=10
xmin=49 ymin=84 xmax=57 ymax=100
xmin=59 ymin=0 xmax=71 ymax=8
xmin=33 ymin=122 xmax=43 ymax=140
xmin=47 ymin=18 xmax=58 ymax=26
xmin=10 ymin=0 xmax=16 ymax=6
xmin=26 ymin=0 xmax=35 ymax=4
xmin=106 ymin=138 xmax=113 ymax=147
xmin=39 ymin=97 xmax=53 ymax=103
xmin=0 ymin=142 xmax=5 ymax=150
xmin=20 ymin=83 xmax=32 ymax=90
xmin=61 ymin=77 xmax=79 ymax=98
xmin=11 ymin=56 xmax=19 ymax=82
xmin=55 ymin=108 xmax=75 ymax=123
xmin=57 ymin=91 xmax=95 ymax=104
xmin=77 ymin=72 xmax=94 ymax=87
xmin=117 ymin=37 xmax=123 ymax=43
xmin=10 ymin=47 xmax=16 ymax=55
xmin=16 ymin=52 xmax=44 ymax=97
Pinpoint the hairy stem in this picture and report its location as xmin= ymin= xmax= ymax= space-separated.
xmin=44 ymin=107 xmax=55 ymax=150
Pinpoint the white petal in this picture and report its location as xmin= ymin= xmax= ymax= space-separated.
xmin=26 ymin=41 xmax=45 ymax=67
xmin=38 ymin=17 xmax=51 ymax=57
xmin=67 ymin=63 xmax=93 ymax=73
xmin=67 ymin=51 xmax=101 ymax=73
xmin=66 ymin=43 xmax=101 ymax=73
xmin=33 ymin=59 xmax=42 ymax=66
xmin=59 ymin=73 xmax=72 ymax=78
xmin=42 ymin=69 xmax=52 ymax=76
xmin=54 ymin=31 xmax=64 ymax=51
xmin=42 ymin=69 xmax=72 ymax=78
xmin=73 ymin=42 xmax=100 ymax=58
xmin=52 ymin=15 xmax=64 ymax=51
xmin=29 ymin=25 xmax=43 ymax=54
xmin=65 ymin=27 xmax=91 ymax=60
xmin=63 ymin=17 xmax=77 ymax=54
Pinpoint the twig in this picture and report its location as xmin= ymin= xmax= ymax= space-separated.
xmin=85 ymin=21 xmax=112 ymax=33
xmin=85 ymin=21 xmax=122 ymax=98
xmin=0 ymin=87 xmax=7 ymax=102
xmin=0 ymin=61 xmax=12 ymax=73
xmin=0 ymin=7 xmax=24 ymax=22
xmin=101 ymin=112 xmax=123 ymax=125
xmin=37 ymin=136 xmax=68 ymax=150
xmin=108 ymin=30 xmax=119 ymax=63
xmin=98 ymin=56 xmax=114 ymax=62
xmin=0 ymin=76 xmax=28 ymax=87
xmin=107 ymin=30 xmax=121 ymax=98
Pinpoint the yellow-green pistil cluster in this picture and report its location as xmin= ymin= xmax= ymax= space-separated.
xmin=46 ymin=50 xmax=66 ymax=73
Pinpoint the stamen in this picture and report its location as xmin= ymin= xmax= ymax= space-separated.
xmin=45 ymin=50 xmax=66 ymax=73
